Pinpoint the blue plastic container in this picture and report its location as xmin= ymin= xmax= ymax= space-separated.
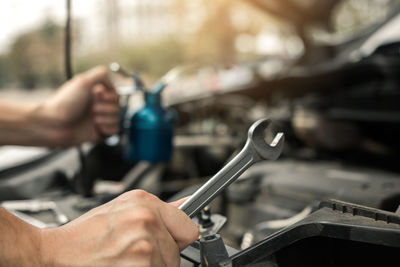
xmin=127 ymin=92 xmax=175 ymax=162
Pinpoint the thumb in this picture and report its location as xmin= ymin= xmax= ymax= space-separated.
xmin=80 ymin=66 xmax=116 ymax=92
xmin=168 ymin=197 xmax=190 ymax=208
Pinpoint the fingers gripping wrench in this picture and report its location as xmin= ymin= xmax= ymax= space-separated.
xmin=179 ymin=119 xmax=284 ymax=218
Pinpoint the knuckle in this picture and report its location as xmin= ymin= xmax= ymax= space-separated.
xmin=94 ymin=65 xmax=108 ymax=75
xmin=112 ymin=103 xmax=121 ymax=111
xmin=138 ymin=208 xmax=158 ymax=226
xmin=103 ymin=104 xmax=116 ymax=113
xmin=120 ymin=207 xmax=160 ymax=232
xmin=132 ymin=238 xmax=154 ymax=257
xmin=128 ymin=189 xmax=152 ymax=201
xmin=74 ymin=74 xmax=88 ymax=86
xmin=134 ymin=207 xmax=158 ymax=227
xmin=95 ymin=104 xmax=119 ymax=114
xmin=94 ymin=105 xmax=106 ymax=114
xmin=112 ymin=93 xmax=120 ymax=101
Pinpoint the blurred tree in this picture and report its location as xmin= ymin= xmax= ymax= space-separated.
xmin=185 ymin=0 xmax=238 ymax=66
xmin=0 ymin=54 xmax=12 ymax=87
xmin=74 ymin=37 xmax=185 ymax=83
xmin=8 ymin=19 xmax=64 ymax=89
xmin=117 ymin=38 xmax=185 ymax=80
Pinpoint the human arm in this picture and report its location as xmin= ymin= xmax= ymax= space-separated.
xmin=0 ymin=190 xmax=199 ymax=267
xmin=0 ymin=66 xmax=120 ymax=147
xmin=0 ymin=208 xmax=43 ymax=266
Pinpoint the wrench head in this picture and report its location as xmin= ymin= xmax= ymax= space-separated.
xmin=248 ymin=118 xmax=284 ymax=160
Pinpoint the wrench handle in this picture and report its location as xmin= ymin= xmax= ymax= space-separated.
xmin=179 ymin=143 xmax=255 ymax=218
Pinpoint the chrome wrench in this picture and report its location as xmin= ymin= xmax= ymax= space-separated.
xmin=179 ymin=118 xmax=284 ymax=218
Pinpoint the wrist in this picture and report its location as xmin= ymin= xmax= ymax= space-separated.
xmin=39 ymin=228 xmax=57 ymax=267
xmin=30 ymin=103 xmax=74 ymax=147
xmin=27 ymin=226 xmax=45 ymax=267
xmin=0 ymin=101 xmax=60 ymax=147
xmin=0 ymin=209 xmax=44 ymax=266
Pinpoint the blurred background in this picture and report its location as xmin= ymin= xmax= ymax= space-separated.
xmin=0 ymin=0 xmax=397 ymax=91
xmin=1 ymin=1 xmax=400 ymax=265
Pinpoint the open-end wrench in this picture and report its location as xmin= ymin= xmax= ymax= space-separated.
xmin=179 ymin=118 xmax=284 ymax=218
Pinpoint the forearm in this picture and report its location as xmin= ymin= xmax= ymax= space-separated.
xmin=0 ymin=100 xmax=65 ymax=147
xmin=0 ymin=66 xmax=120 ymax=147
xmin=0 ymin=208 xmax=43 ymax=266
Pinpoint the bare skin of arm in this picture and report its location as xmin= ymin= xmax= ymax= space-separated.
xmin=0 ymin=190 xmax=198 ymax=266
xmin=0 ymin=67 xmax=199 ymax=266
xmin=0 ymin=66 xmax=120 ymax=147
xmin=0 ymin=208 xmax=42 ymax=266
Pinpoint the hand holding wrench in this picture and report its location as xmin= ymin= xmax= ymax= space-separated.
xmin=179 ymin=118 xmax=284 ymax=218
